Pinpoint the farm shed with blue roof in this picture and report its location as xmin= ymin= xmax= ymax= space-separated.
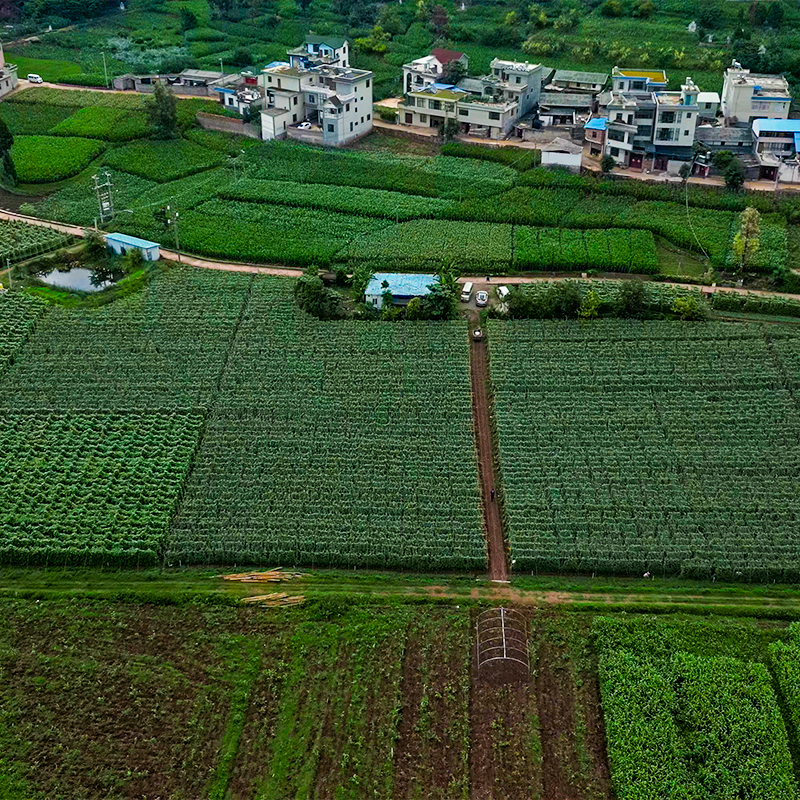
xmin=105 ymin=233 xmax=160 ymax=261
xmin=365 ymin=273 xmax=440 ymax=310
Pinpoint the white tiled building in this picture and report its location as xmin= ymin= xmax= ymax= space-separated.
xmin=258 ymin=37 xmax=373 ymax=145
xmin=721 ymin=61 xmax=791 ymax=126
xmin=403 ymin=48 xmax=469 ymax=94
xmin=0 ymin=43 xmax=17 ymax=100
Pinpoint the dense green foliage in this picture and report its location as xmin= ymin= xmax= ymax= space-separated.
xmin=168 ymin=277 xmax=484 ymax=568
xmin=489 ymin=319 xmax=800 ymax=581
xmin=0 ymin=291 xmax=48 ymax=376
xmin=103 ymin=139 xmax=225 ymax=182
xmin=0 ymin=219 xmax=74 ymax=263
xmin=595 ymin=616 xmax=797 ymax=800
xmin=0 ymin=269 xmax=483 ymax=569
xmin=11 ymin=135 xmax=106 ymax=183
xmin=50 ymin=106 xmax=151 ymax=142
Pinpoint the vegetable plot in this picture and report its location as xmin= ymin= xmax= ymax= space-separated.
xmin=0 ymin=219 xmax=74 ymax=262
xmin=103 ymin=139 xmax=225 ymax=182
xmin=11 ymin=135 xmax=105 ymax=183
xmin=167 ymin=277 xmax=485 ymax=570
xmin=51 ymin=106 xmax=151 ymax=142
xmin=595 ymin=616 xmax=798 ymax=800
xmin=0 ymin=292 xmax=49 ymax=377
xmin=489 ymin=319 xmax=800 ymax=580
xmin=0 ymin=411 xmax=204 ymax=567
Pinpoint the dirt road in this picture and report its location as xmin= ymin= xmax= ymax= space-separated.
xmin=470 ymin=331 xmax=509 ymax=582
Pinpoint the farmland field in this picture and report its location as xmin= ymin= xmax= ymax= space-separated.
xmin=489 ymin=318 xmax=800 ymax=581
xmin=11 ymin=135 xmax=106 ymax=183
xmin=2 ymin=592 xmax=799 ymax=800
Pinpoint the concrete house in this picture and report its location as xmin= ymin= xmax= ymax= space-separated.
xmin=540 ymin=137 xmax=583 ymax=170
xmin=583 ymin=116 xmax=607 ymax=157
xmin=751 ymin=118 xmax=800 ymax=182
xmin=403 ymin=49 xmax=468 ymax=93
xmin=114 ymin=69 xmax=237 ymax=96
xmin=697 ymin=91 xmax=720 ymax=121
xmin=365 ymin=273 xmax=439 ymax=310
xmin=538 ymin=92 xmax=593 ymax=127
xmin=721 ymin=61 xmax=791 ymax=125
xmin=259 ymin=38 xmax=373 ymax=145
xmin=0 ymin=43 xmax=18 ymax=100
xmin=549 ymin=70 xmax=608 ymax=95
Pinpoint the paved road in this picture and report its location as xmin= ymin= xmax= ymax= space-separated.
xmin=1 ymin=208 xmax=798 ymax=300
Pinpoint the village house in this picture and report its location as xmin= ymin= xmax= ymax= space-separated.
xmin=583 ymin=116 xmax=607 ymax=157
xmin=548 ymin=69 xmax=608 ymax=95
xmin=259 ymin=37 xmax=373 ymax=145
xmin=365 ymin=273 xmax=439 ymax=310
xmin=113 ymin=69 xmax=238 ymax=96
xmin=403 ymin=48 xmax=469 ymax=94
xmin=721 ymin=61 xmax=791 ymax=125
xmin=398 ymin=54 xmax=543 ymax=139
xmin=0 ymin=43 xmax=17 ymax=99
xmin=537 ymin=92 xmax=593 ymax=127
xmin=214 ymin=74 xmax=264 ymax=116
xmin=540 ymin=137 xmax=583 ymax=171
xmin=751 ymin=118 xmax=800 ymax=183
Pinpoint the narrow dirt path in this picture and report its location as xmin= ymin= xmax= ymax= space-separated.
xmin=470 ymin=328 xmax=509 ymax=582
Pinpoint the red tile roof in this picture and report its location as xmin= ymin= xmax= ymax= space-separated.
xmin=430 ymin=48 xmax=466 ymax=64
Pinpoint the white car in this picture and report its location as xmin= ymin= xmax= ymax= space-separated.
xmin=27 ymin=73 xmax=44 ymax=83
xmin=496 ymin=285 xmax=510 ymax=300
xmin=297 ymin=121 xmax=312 ymax=130
xmin=475 ymin=290 xmax=489 ymax=307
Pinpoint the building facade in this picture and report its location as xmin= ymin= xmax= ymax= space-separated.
xmin=751 ymin=118 xmax=800 ymax=182
xmin=259 ymin=38 xmax=373 ymax=145
xmin=721 ymin=61 xmax=791 ymax=125
xmin=549 ymin=70 xmax=608 ymax=95
xmin=403 ymin=49 xmax=468 ymax=94
xmin=0 ymin=43 xmax=17 ymax=99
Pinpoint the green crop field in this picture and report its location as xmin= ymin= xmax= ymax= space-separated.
xmin=0 ymin=219 xmax=74 ymax=262
xmin=489 ymin=318 xmax=800 ymax=582
xmin=0 ymin=268 xmax=484 ymax=569
xmin=11 ymin=135 xmax=106 ymax=183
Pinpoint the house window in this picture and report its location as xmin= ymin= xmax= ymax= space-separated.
xmin=656 ymin=128 xmax=674 ymax=141
xmin=419 ymin=114 xmax=427 ymax=122
xmin=608 ymin=130 xmax=625 ymax=142
xmin=350 ymin=121 xmax=353 ymax=131
xmin=307 ymin=94 xmax=316 ymax=103
xmin=293 ymin=114 xmax=297 ymax=122
xmin=367 ymin=113 xmax=371 ymax=120
xmin=615 ymin=112 xmax=622 ymax=120
xmin=660 ymin=111 xmax=675 ymax=123
xmin=515 ymin=76 xmax=521 ymax=84
xmin=366 ymin=79 xmax=370 ymax=87
xmin=361 ymin=116 xmax=364 ymax=123
xmin=430 ymin=100 xmax=441 ymax=110
xmin=407 ymin=97 xmax=415 ymax=107
xmin=459 ymin=108 xmax=468 ymax=116
xmin=611 ymin=147 xmax=620 ymax=156
xmin=683 ymin=129 xmax=689 ymax=137
xmin=346 ymin=103 xmax=350 ymax=111
xmin=632 ymin=81 xmax=644 ymax=90
xmin=686 ymin=112 xmax=692 ymax=118
xmin=293 ymin=96 xmax=298 ymax=106
xmin=704 ymin=102 xmax=711 ymax=109
xmin=494 ymin=69 xmax=500 ymax=75
xmin=267 ymin=76 xmax=272 ymax=83
xmin=488 ymin=111 xmax=500 ymax=120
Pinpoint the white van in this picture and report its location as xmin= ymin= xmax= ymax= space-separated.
xmin=27 ymin=73 xmax=44 ymax=84
xmin=496 ymin=285 xmax=510 ymax=301
xmin=460 ymin=282 xmax=473 ymax=303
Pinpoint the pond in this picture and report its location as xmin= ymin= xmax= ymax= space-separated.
xmin=37 ymin=267 xmax=120 ymax=293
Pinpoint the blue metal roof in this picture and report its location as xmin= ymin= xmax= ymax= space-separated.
xmin=584 ymin=117 xmax=607 ymax=130
xmin=365 ymin=273 xmax=439 ymax=298
xmin=106 ymin=232 xmax=160 ymax=249
xmin=752 ymin=118 xmax=800 ymax=135
xmin=794 ymin=132 xmax=800 ymax=152
xmin=265 ymin=60 xmax=290 ymax=69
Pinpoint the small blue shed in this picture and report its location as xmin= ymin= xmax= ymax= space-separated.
xmin=105 ymin=232 xmax=160 ymax=261
xmin=365 ymin=273 xmax=440 ymax=310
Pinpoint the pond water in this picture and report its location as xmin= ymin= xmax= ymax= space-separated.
xmin=37 ymin=267 xmax=118 ymax=293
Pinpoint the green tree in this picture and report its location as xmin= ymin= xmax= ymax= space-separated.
xmin=732 ymin=206 xmax=760 ymax=273
xmin=600 ymin=153 xmax=616 ymax=173
xmin=443 ymin=59 xmax=467 ymax=84
xmin=442 ymin=117 xmax=460 ymax=141
xmin=0 ymin=116 xmax=15 ymax=185
xmin=179 ymin=8 xmax=197 ymax=31
xmin=84 ymin=229 xmax=107 ymax=260
xmin=405 ymin=296 xmax=423 ymax=319
xmin=600 ymin=0 xmax=623 ymax=17
xmin=354 ymin=24 xmax=391 ymax=53
xmin=671 ymin=295 xmax=706 ymax=320
xmin=724 ymin=158 xmax=746 ymax=190
xmin=145 ymin=82 xmax=178 ymax=139
xmin=579 ymin=289 xmax=602 ymax=319
xmin=121 ymin=247 xmax=145 ymax=274
xmin=632 ymin=0 xmax=655 ymax=17
xmin=678 ymin=162 xmax=692 ymax=181
xmin=615 ymin=279 xmax=646 ymax=317
xmin=712 ymin=150 xmax=735 ymax=170
xmin=351 ymin=264 xmax=374 ymax=302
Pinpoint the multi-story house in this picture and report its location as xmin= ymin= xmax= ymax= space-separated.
xmin=403 ymin=49 xmax=468 ymax=94
xmin=258 ymin=38 xmax=373 ymax=145
xmin=751 ymin=118 xmax=800 ymax=182
xmin=721 ymin=61 xmax=791 ymax=126
xmin=599 ymin=74 xmax=701 ymax=172
xmin=398 ymin=55 xmax=543 ymax=138
xmin=609 ymin=66 xmax=668 ymax=94
xmin=287 ymin=35 xmax=350 ymax=70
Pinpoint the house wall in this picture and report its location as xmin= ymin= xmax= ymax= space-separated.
xmin=722 ymin=79 xmax=790 ymax=123
xmin=261 ymin=108 xmax=294 ymax=140
xmin=541 ymin=151 xmax=582 ymax=170
xmin=322 ymin=75 xmax=373 ymax=144
xmin=0 ymin=66 xmax=17 ymax=99
xmin=198 ymin=112 xmax=261 ymax=139
xmin=107 ymin=241 xmax=160 ymax=260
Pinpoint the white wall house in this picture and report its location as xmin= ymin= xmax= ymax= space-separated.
xmin=721 ymin=61 xmax=791 ymax=125
xmin=287 ymin=35 xmax=349 ymax=70
xmin=0 ymin=42 xmax=17 ymax=100
xmin=549 ymin=69 xmax=608 ymax=95
xmin=259 ymin=39 xmax=373 ymax=145
xmin=403 ymin=48 xmax=468 ymax=94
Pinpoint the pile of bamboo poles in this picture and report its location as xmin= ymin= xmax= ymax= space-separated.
xmin=241 ymin=593 xmax=305 ymax=607
xmin=219 ymin=568 xmax=304 ymax=583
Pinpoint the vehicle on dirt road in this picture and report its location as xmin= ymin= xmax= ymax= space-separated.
xmin=27 ymin=73 xmax=44 ymax=83
xmin=496 ymin=286 xmax=510 ymax=300
xmin=476 ymin=290 xmax=489 ymax=307
xmin=460 ymin=281 xmax=473 ymax=302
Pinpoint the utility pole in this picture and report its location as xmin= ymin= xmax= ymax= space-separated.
xmin=92 ymin=171 xmax=114 ymax=224
xmin=219 ymin=58 xmax=224 ymax=76
xmin=166 ymin=202 xmax=181 ymax=262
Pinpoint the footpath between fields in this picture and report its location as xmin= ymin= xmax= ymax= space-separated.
xmin=2 ymin=208 xmax=799 ymax=301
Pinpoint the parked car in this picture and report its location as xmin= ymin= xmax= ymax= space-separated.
xmin=460 ymin=281 xmax=473 ymax=303
xmin=496 ymin=285 xmax=510 ymax=300
xmin=476 ymin=290 xmax=489 ymax=307
xmin=296 ymin=121 xmax=312 ymax=130
xmin=27 ymin=73 xmax=44 ymax=83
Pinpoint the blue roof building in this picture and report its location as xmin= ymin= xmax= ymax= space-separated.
xmin=365 ymin=273 xmax=439 ymax=310
xmin=584 ymin=117 xmax=607 ymax=131
xmin=752 ymin=118 xmax=800 ymax=183
xmin=105 ymin=232 xmax=161 ymax=261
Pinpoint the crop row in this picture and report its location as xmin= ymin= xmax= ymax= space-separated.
xmin=103 ymin=139 xmax=226 ymax=183
xmin=595 ymin=616 xmax=797 ymax=800
xmin=0 ymin=219 xmax=74 ymax=262
xmin=11 ymin=135 xmax=106 ymax=183
xmin=0 ymin=411 xmax=204 ymax=566
xmin=166 ymin=277 xmax=486 ymax=570
xmin=51 ymin=106 xmax=151 ymax=142
xmin=0 ymin=291 xmax=49 ymax=376
xmin=489 ymin=319 xmax=800 ymax=580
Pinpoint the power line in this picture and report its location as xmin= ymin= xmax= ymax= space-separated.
xmin=92 ymin=170 xmax=114 ymax=224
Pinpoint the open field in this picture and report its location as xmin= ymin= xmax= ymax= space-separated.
xmin=1 ymin=580 xmax=800 ymax=799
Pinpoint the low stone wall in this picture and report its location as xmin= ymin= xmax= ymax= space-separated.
xmin=372 ymin=121 xmax=440 ymax=143
xmin=197 ymin=112 xmax=261 ymax=140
